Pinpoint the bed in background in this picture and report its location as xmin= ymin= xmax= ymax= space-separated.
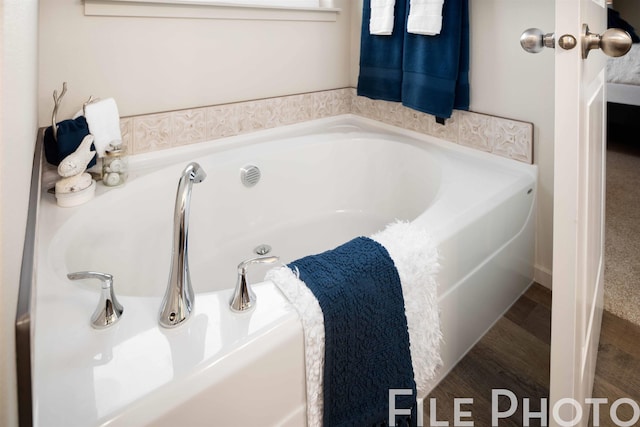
xmin=607 ymin=7 xmax=640 ymax=106
xmin=608 ymin=44 xmax=640 ymax=105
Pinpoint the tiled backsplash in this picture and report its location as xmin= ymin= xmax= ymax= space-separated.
xmin=121 ymin=88 xmax=533 ymax=164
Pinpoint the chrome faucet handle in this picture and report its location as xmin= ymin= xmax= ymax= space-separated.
xmin=230 ymin=256 xmax=279 ymax=313
xmin=68 ymin=271 xmax=124 ymax=329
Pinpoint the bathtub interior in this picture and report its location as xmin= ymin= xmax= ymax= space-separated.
xmin=56 ymin=134 xmax=442 ymax=297
xmin=33 ymin=115 xmax=537 ymax=427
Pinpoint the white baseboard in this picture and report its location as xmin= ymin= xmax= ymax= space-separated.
xmin=534 ymin=265 xmax=552 ymax=290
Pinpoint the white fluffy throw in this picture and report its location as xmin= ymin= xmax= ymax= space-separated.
xmin=265 ymin=266 xmax=326 ymax=427
xmin=371 ymin=220 xmax=442 ymax=395
xmin=267 ymin=220 xmax=441 ymax=427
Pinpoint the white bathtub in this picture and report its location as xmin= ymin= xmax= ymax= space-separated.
xmin=32 ymin=115 xmax=536 ymax=426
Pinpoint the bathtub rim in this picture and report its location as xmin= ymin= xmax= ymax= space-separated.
xmin=41 ymin=114 xmax=536 ymax=193
xmin=15 ymin=127 xmax=44 ymax=427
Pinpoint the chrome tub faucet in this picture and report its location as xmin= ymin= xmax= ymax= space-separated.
xmin=159 ymin=162 xmax=206 ymax=328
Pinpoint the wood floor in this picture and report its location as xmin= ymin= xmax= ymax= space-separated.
xmin=423 ymin=283 xmax=640 ymax=426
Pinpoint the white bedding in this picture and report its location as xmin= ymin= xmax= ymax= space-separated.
xmin=607 ymin=43 xmax=640 ymax=85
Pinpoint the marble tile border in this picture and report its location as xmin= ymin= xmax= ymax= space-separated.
xmin=352 ymin=91 xmax=533 ymax=164
xmin=121 ymin=88 xmax=352 ymax=155
xmin=121 ymin=88 xmax=533 ymax=164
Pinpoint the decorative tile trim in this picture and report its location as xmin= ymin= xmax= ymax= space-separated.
xmin=459 ymin=111 xmax=493 ymax=152
xmin=122 ymin=88 xmax=353 ymax=155
xmin=173 ymin=109 xmax=207 ymax=147
xmin=351 ymin=92 xmax=533 ymax=164
xmin=122 ymin=87 xmax=533 ymax=164
xmin=491 ymin=116 xmax=534 ymax=163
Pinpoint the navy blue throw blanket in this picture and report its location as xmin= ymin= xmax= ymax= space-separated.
xmin=357 ymin=0 xmax=470 ymax=119
xmin=289 ymin=237 xmax=417 ymax=427
xmin=44 ymin=116 xmax=96 ymax=168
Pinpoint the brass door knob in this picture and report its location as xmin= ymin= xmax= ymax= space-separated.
xmin=583 ymin=24 xmax=632 ymax=58
xmin=520 ymin=28 xmax=555 ymax=53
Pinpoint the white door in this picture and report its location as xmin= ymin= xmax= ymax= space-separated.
xmin=550 ymin=1 xmax=630 ymax=426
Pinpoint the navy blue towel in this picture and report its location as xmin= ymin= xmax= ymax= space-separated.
xmin=44 ymin=116 xmax=96 ymax=168
xmin=402 ymin=0 xmax=470 ymax=118
xmin=357 ymin=0 xmax=469 ymax=119
xmin=357 ymin=0 xmax=407 ymax=102
xmin=289 ymin=237 xmax=417 ymax=427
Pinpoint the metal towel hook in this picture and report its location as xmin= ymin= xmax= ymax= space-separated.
xmin=51 ymin=82 xmax=68 ymax=142
xmin=51 ymin=82 xmax=97 ymax=142
xmin=83 ymin=95 xmax=99 ymax=116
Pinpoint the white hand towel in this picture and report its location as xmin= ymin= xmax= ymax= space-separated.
xmin=369 ymin=0 xmax=396 ymax=35
xmin=84 ymin=98 xmax=122 ymax=158
xmin=407 ymin=0 xmax=444 ymax=36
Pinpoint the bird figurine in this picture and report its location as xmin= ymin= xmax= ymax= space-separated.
xmin=55 ymin=134 xmax=96 ymax=196
xmin=57 ymin=134 xmax=96 ymax=178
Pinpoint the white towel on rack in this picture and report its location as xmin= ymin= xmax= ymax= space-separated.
xmin=369 ymin=0 xmax=396 ymax=35
xmin=407 ymin=0 xmax=444 ymax=36
xmin=84 ymin=98 xmax=122 ymax=158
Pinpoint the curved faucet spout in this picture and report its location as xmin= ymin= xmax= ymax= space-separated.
xmin=159 ymin=162 xmax=206 ymax=328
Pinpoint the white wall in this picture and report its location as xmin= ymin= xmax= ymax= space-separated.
xmin=350 ymin=0 xmax=555 ymax=284
xmin=1 ymin=1 xmax=39 ymax=426
xmin=38 ymin=0 xmax=353 ymax=126
xmin=468 ymin=0 xmax=555 ymax=285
